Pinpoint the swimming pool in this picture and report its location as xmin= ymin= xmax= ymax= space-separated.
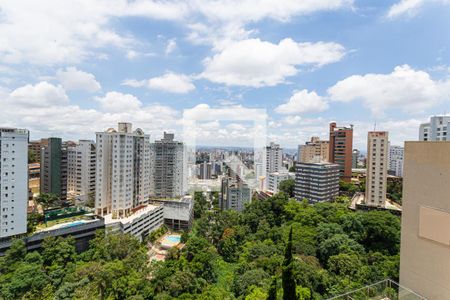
xmin=165 ymin=235 xmax=181 ymax=243
xmin=61 ymin=220 xmax=86 ymax=228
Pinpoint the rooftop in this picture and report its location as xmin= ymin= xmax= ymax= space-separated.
xmin=103 ymin=204 xmax=162 ymax=225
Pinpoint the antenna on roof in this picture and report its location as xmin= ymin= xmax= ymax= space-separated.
xmin=373 ymin=122 xmax=377 ymax=131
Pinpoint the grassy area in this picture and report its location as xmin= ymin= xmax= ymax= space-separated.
xmin=214 ymin=259 xmax=237 ymax=292
xmin=35 ymin=215 xmax=86 ymax=231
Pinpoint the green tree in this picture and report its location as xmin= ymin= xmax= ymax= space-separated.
xmin=36 ymin=193 xmax=60 ymax=210
xmin=267 ymin=277 xmax=277 ymax=300
xmin=279 ymin=179 xmax=295 ymax=198
xmin=28 ymin=149 xmax=38 ymax=163
xmin=282 ymin=227 xmax=296 ymax=300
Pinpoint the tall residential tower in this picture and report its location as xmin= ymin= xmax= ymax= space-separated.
xmin=67 ymin=140 xmax=96 ymax=202
xmin=0 ymin=128 xmax=29 ymax=238
xmin=40 ymin=137 xmax=68 ymax=201
xmin=95 ymin=123 xmax=151 ymax=218
xmin=151 ymin=132 xmax=185 ymax=199
xmin=365 ymin=132 xmax=388 ymax=207
xmin=329 ymin=122 xmax=353 ymax=182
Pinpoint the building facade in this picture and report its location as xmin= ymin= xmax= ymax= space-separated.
xmin=294 ymin=162 xmax=339 ymax=203
xmin=329 ymin=122 xmax=353 ymax=182
xmin=0 ymin=128 xmax=29 ymax=238
xmin=400 ymin=142 xmax=450 ymax=299
xmin=419 ymin=115 xmax=450 ymax=141
xmin=67 ymin=140 xmax=96 ymax=202
xmin=151 ymin=132 xmax=185 ymax=199
xmin=365 ymin=132 xmax=388 ymax=207
xmin=40 ymin=137 xmax=68 ymax=201
xmin=388 ymin=145 xmax=404 ymax=177
xmin=95 ymin=123 xmax=151 ymax=218
xmin=103 ymin=204 xmax=164 ymax=242
xmin=220 ymin=177 xmax=251 ymax=211
xmin=267 ymin=172 xmax=294 ymax=194
xmin=266 ymin=142 xmax=283 ymax=173
xmin=151 ymin=195 xmax=194 ymax=231
xmin=299 ymin=137 xmax=329 ymax=163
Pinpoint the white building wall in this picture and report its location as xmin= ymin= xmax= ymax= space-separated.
xmin=95 ymin=124 xmax=150 ymax=218
xmin=0 ymin=128 xmax=29 ymax=238
xmin=366 ymin=132 xmax=388 ymax=207
xmin=67 ymin=140 xmax=96 ymax=201
xmin=419 ymin=116 xmax=450 ymax=141
xmin=388 ymin=145 xmax=404 ymax=177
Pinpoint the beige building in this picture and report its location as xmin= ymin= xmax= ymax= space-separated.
xmin=365 ymin=132 xmax=388 ymax=207
xmin=300 ymin=137 xmax=329 ymax=163
xmin=400 ymin=142 xmax=450 ymax=299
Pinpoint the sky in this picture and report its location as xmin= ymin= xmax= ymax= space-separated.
xmin=0 ymin=0 xmax=450 ymax=150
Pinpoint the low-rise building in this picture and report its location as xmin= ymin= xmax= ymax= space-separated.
xmin=150 ymin=195 xmax=194 ymax=231
xmin=295 ymin=161 xmax=340 ymax=203
xmin=267 ymin=172 xmax=294 ymax=194
xmin=103 ymin=204 xmax=164 ymax=242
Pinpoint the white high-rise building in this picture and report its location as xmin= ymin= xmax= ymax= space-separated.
xmin=388 ymin=145 xmax=404 ymax=177
xmin=0 ymin=128 xmax=29 ymax=238
xmin=151 ymin=132 xmax=185 ymax=199
xmin=95 ymin=123 xmax=151 ymax=218
xmin=365 ymin=131 xmax=388 ymax=207
xmin=67 ymin=140 xmax=96 ymax=202
xmin=419 ymin=115 xmax=450 ymax=141
xmin=266 ymin=142 xmax=283 ymax=173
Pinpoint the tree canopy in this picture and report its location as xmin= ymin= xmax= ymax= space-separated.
xmin=0 ymin=191 xmax=401 ymax=299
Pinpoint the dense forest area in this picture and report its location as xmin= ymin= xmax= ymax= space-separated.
xmin=0 ymin=191 xmax=400 ymax=299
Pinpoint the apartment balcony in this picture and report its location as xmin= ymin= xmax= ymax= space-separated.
xmin=327 ymin=279 xmax=426 ymax=300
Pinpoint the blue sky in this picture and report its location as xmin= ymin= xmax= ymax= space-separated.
xmin=0 ymin=0 xmax=449 ymax=150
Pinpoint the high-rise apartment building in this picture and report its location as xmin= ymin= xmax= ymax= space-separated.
xmin=95 ymin=123 xmax=151 ymax=218
xmin=419 ymin=115 xmax=450 ymax=141
xmin=295 ymin=162 xmax=339 ymax=203
xmin=299 ymin=137 xmax=329 ymax=163
xmin=67 ymin=140 xmax=96 ymax=202
xmin=151 ymin=132 xmax=185 ymax=199
xmin=388 ymin=145 xmax=404 ymax=177
xmin=40 ymin=137 xmax=68 ymax=201
xmin=198 ymin=162 xmax=212 ymax=179
xmin=220 ymin=177 xmax=251 ymax=211
xmin=365 ymin=132 xmax=388 ymax=207
xmin=0 ymin=128 xmax=29 ymax=238
xmin=266 ymin=142 xmax=283 ymax=173
xmin=329 ymin=122 xmax=353 ymax=182
xmin=400 ymin=142 xmax=450 ymax=299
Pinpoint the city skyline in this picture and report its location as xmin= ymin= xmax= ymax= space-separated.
xmin=0 ymin=1 xmax=449 ymax=149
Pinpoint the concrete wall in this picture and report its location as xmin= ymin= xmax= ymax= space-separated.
xmin=400 ymin=141 xmax=450 ymax=299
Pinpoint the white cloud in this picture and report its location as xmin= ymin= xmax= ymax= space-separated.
xmin=121 ymin=79 xmax=146 ymax=88
xmin=275 ymin=89 xmax=329 ymax=114
xmin=95 ymin=91 xmax=142 ymax=113
xmin=283 ymin=115 xmax=302 ymax=125
xmin=201 ymin=38 xmax=345 ymax=87
xmin=122 ymin=73 xmax=195 ymax=93
xmin=56 ymin=67 xmax=101 ymax=92
xmin=148 ymin=73 xmax=195 ymax=94
xmin=387 ymin=0 xmax=450 ymax=18
xmin=0 ymin=81 xmax=179 ymax=140
xmin=8 ymin=81 xmax=69 ymax=107
xmin=328 ymin=65 xmax=450 ymax=115
xmin=0 ymin=0 xmax=352 ymax=66
xmin=165 ymin=39 xmax=177 ymax=55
